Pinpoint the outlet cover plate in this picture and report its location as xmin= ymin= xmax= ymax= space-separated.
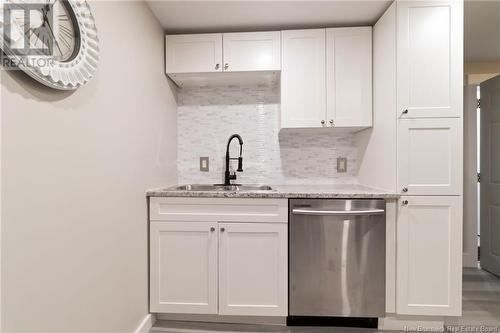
xmin=337 ymin=157 xmax=347 ymax=173
xmin=200 ymin=157 xmax=209 ymax=172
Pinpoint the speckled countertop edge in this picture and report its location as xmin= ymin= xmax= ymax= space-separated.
xmin=146 ymin=184 xmax=400 ymax=199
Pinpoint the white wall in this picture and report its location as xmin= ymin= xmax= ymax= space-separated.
xmin=463 ymin=85 xmax=479 ymax=268
xmin=1 ymin=2 xmax=177 ymax=332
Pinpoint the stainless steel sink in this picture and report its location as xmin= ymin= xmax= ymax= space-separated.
xmin=172 ymin=184 xmax=273 ymax=191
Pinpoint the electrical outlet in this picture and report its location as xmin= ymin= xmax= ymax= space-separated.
xmin=337 ymin=157 xmax=347 ymax=173
xmin=200 ymin=157 xmax=209 ymax=172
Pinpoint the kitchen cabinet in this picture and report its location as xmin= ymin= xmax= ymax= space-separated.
xmin=281 ymin=29 xmax=326 ymax=128
xmin=397 ymin=196 xmax=462 ymax=316
xmin=166 ymin=31 xmax=280 ymax=74
xmin=149 ymin=222 xmax=218 ymax=314
xmin=281 ymin=28 xmax=372 ymax=129
xmin=397 ymin=118 xmax=462 ymax=196
xmin=364 ymin=0 xmax=463 ymax=322
xmin=326 ymin=27 xmax=372 ymax=128
xmin=218 ymin=223 xmax=287 ymax=316
xmin=223 ymin=31 xmax=281 ymax=72
xmin=149 ymin=197 xmax=288 ymax=317
xmin=397 ymin=1 xmax=463 ymax=119
xmin=165 ymin=33 xmax=223 ymax=73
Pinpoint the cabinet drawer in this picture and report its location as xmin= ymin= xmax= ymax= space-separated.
xmin=150 ymin=197 xmax=288 ymax=223
xmin=398 ymin=118 xmax=462 ymax=195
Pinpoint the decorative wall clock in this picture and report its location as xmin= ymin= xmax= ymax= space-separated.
xmin=0 ymin=0 xmax=99 ymax=90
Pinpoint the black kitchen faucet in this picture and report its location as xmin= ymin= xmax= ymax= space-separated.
xmin=223 ymin=134 xmax=243 ymax=185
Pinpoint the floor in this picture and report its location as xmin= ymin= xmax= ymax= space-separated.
xmin=444 ymin=268 xmax=500 ymax=328
xmin=150 ymin=268 xmax=500 ymax=333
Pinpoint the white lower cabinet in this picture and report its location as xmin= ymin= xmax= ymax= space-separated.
xmin=218 ymin=223 xmax=287 ymax=316
xmin=149 ymin=222 xmax=218 ymax=314
xmin=396 ymin=196 xmax=462 ymax=316
xmin=149 ymin=198 xmax=288 ymax=317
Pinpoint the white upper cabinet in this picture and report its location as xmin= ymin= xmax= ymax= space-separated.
xmin=397 ymin=1 xmax=463 ymax=118
xmin=281 ymin=29 xmax=326 ymax=128
xmin=166 ymin=32 xmax=280 ymax=74
xmin=223 ymin=31 xmax=281 ymax=72
xmin=398 ymin=118 xmax=462 ymax=196
xmin=166 ymin=33 xmax=223 ymax=73
xmin=326 ymin=27 xmax=373 ymax=128
xmin=397 ymin=196 xmax=462 ymax=316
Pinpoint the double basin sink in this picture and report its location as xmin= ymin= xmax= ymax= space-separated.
xmin=172 ymin=184 xmax=274 ymax=192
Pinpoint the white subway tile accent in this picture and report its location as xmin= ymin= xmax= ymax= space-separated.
xmin=177 ymin=85 xmax=357 ymax=185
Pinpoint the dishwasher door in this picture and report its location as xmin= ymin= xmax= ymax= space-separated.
xmin=289 ymin=199 xmax=386 ymax=318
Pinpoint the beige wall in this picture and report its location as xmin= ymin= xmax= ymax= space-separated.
xmin=465 ymin=61 xmax=500 ymax=85
xmin=1 ymin=2 xmax=177 ymax=332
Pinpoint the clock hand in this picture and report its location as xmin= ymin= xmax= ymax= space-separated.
xmin=42 ymin=11 xmax=63 ymax=58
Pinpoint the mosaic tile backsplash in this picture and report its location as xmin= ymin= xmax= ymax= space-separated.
xmin=177 ymin=85 xmax=358 ymax=185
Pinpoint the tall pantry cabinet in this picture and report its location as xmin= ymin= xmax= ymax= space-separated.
xmin=396 ymin=0 xmax=463 ymax=317
xmin=363 ymin=0 xmax=464 ymax=317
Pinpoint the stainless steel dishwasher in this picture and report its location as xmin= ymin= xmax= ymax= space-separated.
xmin=289 ymin=199 xmax=386 ymax=319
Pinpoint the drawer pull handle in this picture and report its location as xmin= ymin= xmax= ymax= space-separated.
xmin=292 ymin=208 xmax=385 ymax=216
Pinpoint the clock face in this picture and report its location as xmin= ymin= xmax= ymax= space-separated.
xmin=0 ymin=0 xmax=99 ymax=90
xmin=11 ymin=0 xmax=80 ymax=62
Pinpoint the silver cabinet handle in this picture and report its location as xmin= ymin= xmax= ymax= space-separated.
xmin=224 ymin=63 xmax=229 ymax=70
xmin=215 ymin=64 xmax=220 ymax=70
xmin=402 ymin=187 xmax=408 ymax=193
xmin=321 ymin=120 xmax=325 ymax=126
xmin=292 ymin=208 xmax=385 ymax=216
xmin=220 ymin=227 xmax=225 ymax=232
xmin=402 ymin=200 xmax=409 ymax=205
xmin=402 ymin=109 xmax=409 ymax=115
xmin=210 ymin=227 xmax=215 ymax=232
xmin=329 ymin=119 xmax=334 ymax=127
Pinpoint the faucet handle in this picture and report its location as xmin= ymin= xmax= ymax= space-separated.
xmin=237 ymin=157 xmax=243 ymax=172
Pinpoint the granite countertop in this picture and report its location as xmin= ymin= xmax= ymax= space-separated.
xmin=146 ymin=184 xmax=400 ymax=199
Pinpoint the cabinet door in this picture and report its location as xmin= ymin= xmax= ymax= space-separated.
xmin=281 ymin=29 xmax=326 ymax=128
xmin=218 ymin=223 xmax=287 ymax=316
xmin=397 ymin=196 xmax=462 ymax=316
xmin=223 ymin=31 xmax=280 ymax=72
xmin=150 ymin=222 xmax=218 ymax=314
xmin=398 ymin=118 xmax=462 ymax=195
xmin=397 ymin=1 xmax=463 ymax=118
xmin=165 ymin=34 xmax=223 ymax=73
xmin=326 ymin=27 xmax=372 ymax=128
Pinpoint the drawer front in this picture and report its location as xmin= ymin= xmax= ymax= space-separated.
xmin=150 ymin=197 xmax=288 ymax=223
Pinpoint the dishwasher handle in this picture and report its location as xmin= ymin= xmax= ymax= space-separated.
xmin=291 ymin=208 xmax=385 ymax=216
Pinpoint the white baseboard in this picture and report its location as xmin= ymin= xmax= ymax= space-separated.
xmin=134 ymin=314 xmax=157 ymax=333
xmin=379 ymin=315 xmax=443 ymax=331
xmin=156 ymin=313 xmax=286 ymax=326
